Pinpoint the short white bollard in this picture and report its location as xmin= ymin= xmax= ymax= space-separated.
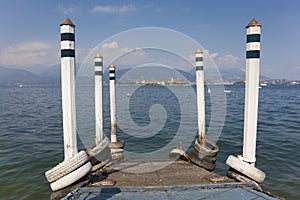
xmin=95 ymin=53 xmax=104 ymax=145
xmin=109 ymin=64 xmax=117 ymax=143
xmin=195 ymin=49 xmax=206 ymax=145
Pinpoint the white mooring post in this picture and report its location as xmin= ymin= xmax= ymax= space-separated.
xmin=109 ymin=64 xmax=117 ymax=143
xmin=226 ymin=19 xmax=266 ymax=183
xmin=195 ymin=49 xmax=206 ymax=145
xmin=95 ymin=53 xmax=104 ymax=145
xmin=60 ymin=18 xmax=78 ymax=160
xmin=243 ymin=19 xmax=262 ymax=164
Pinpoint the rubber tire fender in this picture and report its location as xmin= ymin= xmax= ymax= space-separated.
xmin=45 ymin=151 xmax=88 ymax=183
xmin=50 ymin=162 xmax=92 ymax=192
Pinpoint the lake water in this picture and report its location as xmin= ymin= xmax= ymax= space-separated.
xmin=0 ymin=84 xmax=299 ymax=199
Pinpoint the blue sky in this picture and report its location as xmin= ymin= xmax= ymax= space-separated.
xmin=0 ymin=0 xmax=299 ymax=80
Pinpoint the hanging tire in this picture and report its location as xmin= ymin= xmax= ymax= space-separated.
xmin=109 ymin=141 xmax=124 ymax=149
xmin=88 ymin=137 xmax=110 ymax=155
xmin=87 ymin=138 xmax=112 ymax=165
xmin=110 ymin=148 xmax=124 ymax=154
xmin=191 ymin=149 xmax=217 ymax=163
xmin=194 ymin=139 xmax=218 ymax=158
xmin=45 ymin=151 xmax=88 ymax=183
xmin=50 ymin=162 xmax=92 ymax=192
xmin=189 ymin=150 xmax=216 ymax=171
xmin=88 ymin=147 xmax=111 ymax=165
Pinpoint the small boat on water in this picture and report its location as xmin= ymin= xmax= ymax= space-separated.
xmin=224 ymin=90 xmax=231 ymax=93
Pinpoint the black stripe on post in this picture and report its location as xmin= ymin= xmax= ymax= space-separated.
xmin=195 ymin=57 xmax=203 ymax=62
xmin=109 ymin=77 xmax=115 ymax=80
xmin=109 ymin=69 xmax=115 ymax=74
xmin=95 ymin=71 xmax=103 ymax=76
xmin=61 ymin=33 xmax=75 ymax=41
xmin=95 ymin=62 xmax=103 ymax=66
xmin=246 ymin=50 xmax=260 ymax=59
xmin=61 ymin=49 xmax=75 ymax=57
xmin=247 ymin=34 xmax=260 ymax=43
xmin=196 ymin=66 xmax=203 ymax=71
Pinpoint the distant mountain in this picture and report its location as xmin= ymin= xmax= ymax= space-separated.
xmin=38 ymin=63 xmax=81 ymax=84
xmin=186 ymin=67 xmax=270 ymax=83
xmin=0 ymin=66 xmax=45 ymax=85
xmin=219 ymin=68 xmax=270 ymax=82
xmin=0 ymin=65 xmax=271 ymax=86
xmin=219 ymin=68 xmax=246 ymax=82
xmin=38 ymin=64 xmax=61 ymax=83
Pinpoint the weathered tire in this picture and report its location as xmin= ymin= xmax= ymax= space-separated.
xmin=87 ymin=138 xmax=112 ymax=165
xmin=189 ymin=150 xmax=216 ymax=171
xmin=45 ymin=151 xmax=88 ymax=183
xmin=227 ymin=168 xmax=263 ymax=191
xmin=226 ymin=155 xmax=266 ymax=183
xmin=50 ymin=162 xmax=92 ymax=192
xmin=194 ymin=139 xmax=218 ymax=158
xmin=111 ymin=148 xmax=124 ymax=154
xmin=89 ymin=147 xmax=111 ymax=165
xmin=88 ymin=137 xmax=110 ymax=155
xmin=111 ymin=153 xmax=124 ymax=160
xmin=192 ymin=149 xmax=217 ymax=164
xmin=109 ymin=141 xmax=124 ymax=149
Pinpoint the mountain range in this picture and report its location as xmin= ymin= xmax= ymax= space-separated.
xmin=0 ymin=65 xmax=270 ymax=86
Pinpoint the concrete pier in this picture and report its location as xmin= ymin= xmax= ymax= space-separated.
xmin=226 ymin=19 xmax=266 ymax=183
xmin=52 ymin=159 xmax=279 ymax=200
xmin=94 ymin=53 xmax=104 ymax=145
xmin=92 ymin=160 xmax=229 ymax=187
xmin=60 ymin=18 xmax=78 ymax=160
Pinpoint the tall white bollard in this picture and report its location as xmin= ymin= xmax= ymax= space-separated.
xmin=60 ymin=18 xmax=78 ymax=160
xmin=95 ymin=53 xmax=104 ymax=145
xmin=109 ymin=64 xmax=117 ymax=143
xmin=226 ymin=19 xmax=265 ymax=183
xmin=195 ymin=49 xmax=206 ymax=145
xmin=243 ymin=19 xmax=261 ymax=164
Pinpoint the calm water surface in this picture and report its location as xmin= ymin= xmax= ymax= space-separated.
xmin=0 ymin=85 xmax=299 ymax=199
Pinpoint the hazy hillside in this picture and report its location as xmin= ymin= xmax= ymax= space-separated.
xmin=219 ymin=68 xmax=270 ymax=82
xmin=38 ymin=64 xmax=61 ymax=83
xmin=0 ymin=65 xmax=271 ymax=86
xmin=0 ymin=66 xmax=45 ymax=85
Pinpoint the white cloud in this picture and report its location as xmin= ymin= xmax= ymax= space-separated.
xmin=116 ymin=48 xmax=149 ymax=65
xmin=91 ymin=4 xmax=136 ymax=14
xmin=208 ymin=52 xmax=243 ymax=69
xmin=218 ymin=54 xmax=241 ymax=65
xmin=101 ymin=41 xmax=119 ymax=49
xmin=209 ymin=53 xmax=219 ymax=59
xmin=58 ymin=4 xmax=79 ymax=15
xmin=0 ymin=41 xmax=58 ymax=67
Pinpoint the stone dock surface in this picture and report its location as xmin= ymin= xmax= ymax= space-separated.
xmin=51 ymin=159 xmax=280 ymax=200
xmin=91 ymin=159 xmax=229 ymax=187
